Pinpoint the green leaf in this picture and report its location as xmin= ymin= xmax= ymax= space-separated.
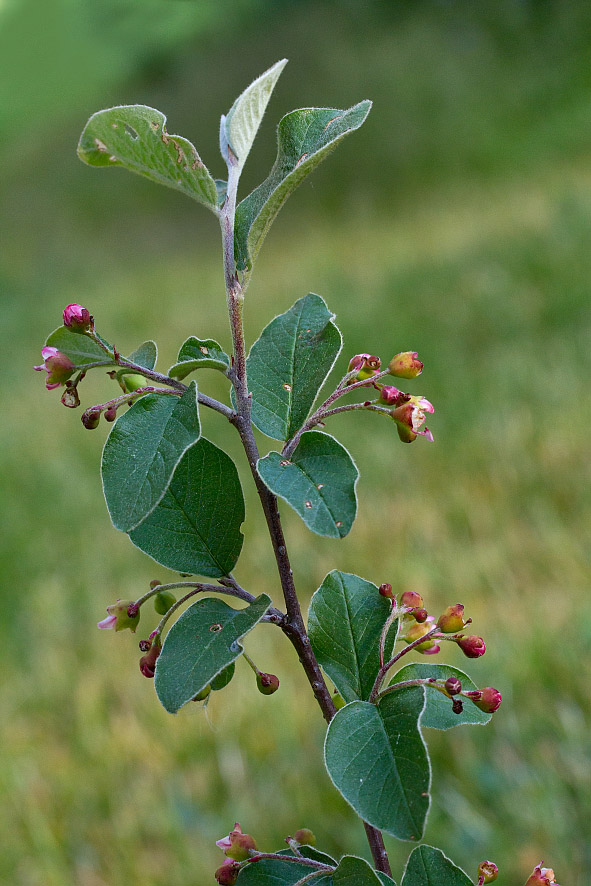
xmin=211 ymin=662 xmax=235 ymax=691
xmin=401 ymin=846 xmax=472 ymax=886
xmin=391 ymin=663 xmax=492 ymax=730
xmin=127 ymin=340 xmax=157 ymax=371
xmin=78 ymin=105 xmax=218 ymax=211
xmin=333 ymin=856 xmax=382 ymax=885
xmin=221 ymin=59 xmax=287 ymax=170
xmin=168 ymin=336 xmax=230 ymax=379
xmin=236 ymin=845 xmax=334 ymax=885
xmin=129 ymin=438 xmax=244 ymax=577
xmin=45 ymin=326 xmax=113 ymax=366
xmin=258 ymin=433 xmax=358 ymax=539
xmin=324 ymin=692 xmax=430 ymax=841
xmin=308 ymin=571 xmax=397 ymax=702
xmin=247 ymin=294 xmax=342 ymax=441
xmin=155 ymin=594 xmax=271 ymax=713
xmin=377 ymin=875 xmax=397 ymax=886
xmin=235 ymin=101 xmax=371 ymax=270
xmin=101 ymin=383 xmax=200 ymax=533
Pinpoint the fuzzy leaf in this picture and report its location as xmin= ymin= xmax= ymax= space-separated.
xmin=237 ymin=846 xmax=334 ymax=885
xmin=155 ymin=595 xmax=271 ymax=713
xmin=324 ymin=692 xmax=430 ymax=841
xmin=308 ymin=571 xmax=397 ymax=702
xmin=78 ymin=105 xmax=218 ymax=211
xmin=129 ymin=438 xmax=244 ymax=577
xmin=211 ymin=662 xmax=235 ymax=691
xmin=221 ymin=59 xmax=287 ymax=169
xmin=168 ymin=336 xmax=230 ymax=379
xmin=44 ymin=326 xmax=113 ymax=366
xmin=401 ymin=846 xmax=472 ymax=886
xmin=102 ymin=383 xmax=200 ymax=532
xmin=391 ymin=663 xmax=492 ymax=730
xmin=127 ymin=340 xmax=158 ymax=371
xmin=235 ymin=101 xmax=371 ymax=270
xmin=333 ymin=856 xmax=382 ymax=885
xmin=377 ymin=875 xmax=397 ymax=886
xmin=258 ymin=433 xmax=358 ymax=538
xmin=247 ymin=294 xmax=342 ymax=441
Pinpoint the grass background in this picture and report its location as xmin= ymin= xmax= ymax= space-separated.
xmin=2 ymin=1 xmax=590 ymax=883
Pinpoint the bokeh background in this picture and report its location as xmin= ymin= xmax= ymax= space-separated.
xmin=2 ymin=1 xmax=591 ymax=883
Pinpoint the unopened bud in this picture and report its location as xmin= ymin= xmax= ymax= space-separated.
xmin=388 ymin=350 xmax=423 ymax=379
xmin=105 ymin=406 xmax=118 ymax=422
xmin=467 ymin=687 xmax=502 ymax=713
xmin=215 ymin=859 xmax=240 ymax=885
xmin=154 ymin=590 xmax=177 ymax=615
xmin=437 ymin=604 xmax=467 ymax=633
xmin=149 ymin=579 xmax=161 ymax=589
xmin=478 ymin=860 xmax=498 ymax=883
xmin=82 ymin=409 xmax=100 ymax=429
xmin=293 ymin=828 xmax=316 ymax=846
xmin=139 ymin=639 xmax=161 ymax=678
xmin=63 ymin=304 xmax=92 ymax=333
xmin=414 ymin=608 xmax=428 ymax=623
xmin=256 ymin=672 xmax=280 ymax=695
xmin=379 ymin=385 xmax=407 ymax=406
xmin=452 ymin=697 xmax=464 ymax=714
xmin=456 ymin=635 xmax=486 ymax=659
xmin=400 ymin=591 xmax=424 ymax=609
xmin=444 ymin=677 xmax=462 ymax=695
xmin=378 ymin=582 xmax=394 ymax=599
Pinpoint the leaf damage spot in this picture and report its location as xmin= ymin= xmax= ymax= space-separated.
xmin=295 ymin=152 xmax=309 ymax=167
xmin=199 ymin=346 xmax=209 ymax=355
xmin=94 ymin=138 xmax=109 ymax=153
xmin=111 ymin=123 xmax=118 ymax=129
xmin=335 ymin=521 xmax=343 ymax=528
xmin=323 ymin=115 xmax=342 ymax=132
xmin=283 ymin=383 xmax=292 ymax=391
xmin=305 ymin=500 xmax=313 ymax=509
xmin=124 ymin=123 xmax=139 ymax=140
xmin=279 ymin=460 xmax=291 ymax=467
xmin=209 ymin=623 xmax=223 ymax=633
xmin=316 ymin=484 xmax=324 ymax=490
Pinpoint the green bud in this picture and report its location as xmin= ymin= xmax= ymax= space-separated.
xmin=154 ymin=590 xmax=177 ymax=615
xmin=256 ymin=672 xmax=280 ymax=695
xmin=123 ymin=373 xmax=149 ymax=393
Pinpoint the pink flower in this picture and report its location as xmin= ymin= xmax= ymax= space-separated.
xmin=524 ymin=863 xmax=561 ymax=885
xmin=216 ymin=823 xmax=241 ymax=852
xmin=216 ymin=823 xmax=257 ymax=860
xmin=391 ymin=399 xmax=434 ymax=443
xmin=34 ymin=347 xmax=75 ymax=389
xmin=63 ymin=303 xmax=92 ymax=333
xmin=466 ymin=687 xmax=502 ymax=713
xmin=97 ymin=614 xmax=117 ymax=630
xmin=456 ymin=635 xmax=486 ymax=658
xmin=96 ymin=599 xmax=140 ymax=633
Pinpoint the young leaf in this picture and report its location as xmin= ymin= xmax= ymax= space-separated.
xmin=401 ymin=845 xmax=472 ymax=886
xmin=45 ymin=326 xmax=113 ymax=366
xmin=333 ymin=856 xmax=382 ymax=885
xmin=221 ymin=59 xmax=287 ymax=169
xmin=168 ymin=336 xmax=230 ymax=379
xmin=78 ymin=105 xmax=218 ymax=212
xmin=376 ymin=875 xmax=397 ymax=886
xmin=258 ymin=433 xmax=358 ymax=539
xmin=127 ymin=340 xmax=158 ymax=371
xmin=308 ymin=571 xmax=397 ymax=702
xmin=129 ymin=438 xmax=245 ymax=577
xmin=154 ymin=594 xmax=271 ymax=713
xmin=247 ymin=293 xmax=342 ymax=441
xmin=234 ymin=101 xmax=372 ymax=270
xmin=211 ymin=662 xmax=235 ymax=691
xmin=101 ymin=383 xmax=201 ymax=533
xmin=391 ymin=663 xmax=492 ymax=730
xmin=324 ymin=691 xmax=430 ymax=841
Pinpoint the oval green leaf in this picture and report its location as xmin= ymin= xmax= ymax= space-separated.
xmin=127 ymin=340 xmax=158 ymax=371
xmin=168 ymin=336 xmax=230 ymax=379
xmin=333 ymin=856 xmax=382 ymax=885
xmin=237 ymin=845 xmax=334 ymax=885
xmin=324 ymin=692 xmax=430 ymax=841
xmin=129 ymin=437 xmax=245 ymax=577
xmin=101 ymin=382 xmax=200 ymax=532
xmin=391 ymin=663 xmax=492 ymax=730
xmin=377 ymin=875 xmax=397 ymax=886
xmin=235 ymin=101 xmax=371 ymax=270
xmin=401 ymin=846 xmax=472 ymax=886
xmin=45 ymin=326 xmax=114 ymax=366
xmin=211 ymin=662 xmax=235 ymax=692
xmin=78 ymin=105 xmax=218 ymax=211
xmin=155 ymin=594 xmax=271 ymax=713
xmin=308 ymin=571 xmax=397 ymax=702
xmin=258 ymin=433 xmax=358 ymax=538
xmin=247 ymin=293 xmax=342 ymax=441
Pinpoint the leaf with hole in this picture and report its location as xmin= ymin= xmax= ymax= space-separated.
xmin=155 ymin=594 xmax=271 ymax=713
xmin=221 ymin=59 xmax=287 ymax=170
xmin=129 ymin=438 xmax=244 ymax=577
xmin=258 ymin=433 xmax=357 ymax=538
xmin=308 ymin=571 xmax=397 ymax=702
xmin=400 ymin=846 xmax=472 ymax=886
xmin=247 ymin=293 xmax=342 ymax=441
xmin=101 ymin=383 xmax=200 ymax=533
xmin=390 ymin=663 xmax=492 ymax=730
xmin=324 ymin=691 xmax=430 ymax=841
xmin=78 ymin=105 xmax=218 ymax=211
xmin=168 ymin=336 xmax=230 ymax=379
xmin=234 ymin=101 xmax=371 ymax=270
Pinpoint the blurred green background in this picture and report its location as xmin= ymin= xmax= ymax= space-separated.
xmin=2 ymin=0 xmax=591 ymax=883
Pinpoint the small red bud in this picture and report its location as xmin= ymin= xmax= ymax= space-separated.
xmin=215 ymin=859 xmax=240 ymax=885
xmin=346 ymin=353 xmax=381 ymax=383
xmin=256 ymin=672 xmax=280 ymax=695
xmin=379 ymin=385 xmax=407 ymax=406
xmin=139 ymin=641 xmax=161 ymax=678
xmin=63 ymin=304 xmax=92 ymax=333
xmin=378 ymin=583 xmax=394 ymax=599
xmin=525 ymin=863 xmax=560 ymax=885
xmin=414 ymin=608 xmax=428 ymax=623
xmin=456 ymin=635 xmax=486 ymax=658
xmin=444 ymin=677 xmax=462 ymax=695
xmin=468 ymin=687 xmax=502 ymax=713
xmin=105 ymin=406 xmax=118 ymax=422
xmin=82 ymin=409 xmax=100 ymax=429
xmin=149 ymin=579 xmax=162 ymax=589
xmin=452 ymin=697 xmax=464 ymax=714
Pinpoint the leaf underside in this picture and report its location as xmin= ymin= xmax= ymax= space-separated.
xmin=222 ymin=59 xmax=287 ymax=170
xmin=168 ymin=336 xmax=230 ymax=379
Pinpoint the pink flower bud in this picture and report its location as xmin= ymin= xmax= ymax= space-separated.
xmin=379 ymin=385 xmax=407 ymax=406
xmin=347 ymin=353 xmax=381 ymax=383
xmin=104 ymin=406 xmax=118 ymax=422
xmin=456 ymin=635 xmax=486 ymax=658
xmin=388 ymin=350 xmax=423 ymax=379
xmin=97 ymin=599 xmax=140 ymax=633
xmin=63 ymin=304 xmax=92 ymax=333
xmin=256 ymin=672 xmax=280 ymax=695
xmin=400 ymin=591 xmax=424 ymax=609
xmin=414 ymin=608 xmax=428 ymax=623
xmin=437 ymin=604 xmax=467 ymax=633
xmin=477 ymin=861 xmax=498 ymax=883
xmin=215 ymin=859 xmax=241 ymax=885
xmin=467 ymin=687 xmax=502 ymax=713
xmin=34 ymin=347 xmax=75 ymax=390
xmin=524 ymin=863 xmax=561 ymax=886
xmin=139 ymin=640 xmax=161 ymax=678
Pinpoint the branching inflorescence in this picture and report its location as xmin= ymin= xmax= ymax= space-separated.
xmin=35 ymin=61 xmax=560 ymax=886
